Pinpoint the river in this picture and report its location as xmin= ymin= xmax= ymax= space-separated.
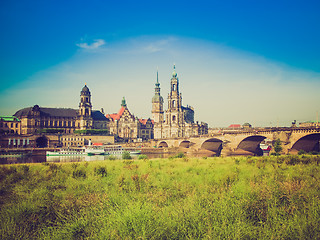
xmin=0 ymin=151 xmax=217 ymax=164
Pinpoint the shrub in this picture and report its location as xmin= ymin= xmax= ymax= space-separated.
xmin=94 ymin=166 xmax=107 ymax=177
xmin=122 ymin=151 xmax=132 ymax=160
xmin=174 ymin=152 xmax=185 ymax=158
xmin=108 ymin=155 xmax=116 ymax=160
xmin=298 ymin=149 xmax=306 ymax=155
xmin=284 ymin=155 xmax=300 ymax=165
xmin=138 ymin=154 xmax=148 ymax=160
xmin=71 ymin=163 xmax=79 ymax=169
xmin=20 ymin=165 xmax=29 ymax=174
xmin=72 ymin=169 xmax=86 ymax=179
xmin=270 ymin=152 xmax=280 ymax=156
xmin=273 ymin=139 xmax=282 ymax=155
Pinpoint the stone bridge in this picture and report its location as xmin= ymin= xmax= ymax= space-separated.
xmin=153 ymin=127 xmax=320 ymax=156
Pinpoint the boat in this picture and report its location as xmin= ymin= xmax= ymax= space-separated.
xmin=104 ymin=145 xmax=141 ymax=156
xmin=84 ymin=145 xmax=105 ymax=156
xmin=46 ymin=148 xmax=86 ymax=156
xmin=46 ymin=145 xmax=141 ymax=157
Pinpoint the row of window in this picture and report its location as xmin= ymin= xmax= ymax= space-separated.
xmin=37 ymin=120 xmax=76 ymax=127
xmin=63 ymin=142 xmax=83 ymax=147
xmin=0 ymin=122 xmax=19 ymax=128
xmin=62 ymin=137 xmax=84 ymax=141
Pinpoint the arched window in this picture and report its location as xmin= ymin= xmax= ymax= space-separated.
xmin=173 ymin=100 xmax=176 ymax=108
xmin=173 ymin=84 xmax=176 ymax=91
xmin=172 ymin=115 xmax=176 ymax=122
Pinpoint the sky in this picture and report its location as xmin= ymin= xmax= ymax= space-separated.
xmin=0 ymin=0 xmax=319 ymax=127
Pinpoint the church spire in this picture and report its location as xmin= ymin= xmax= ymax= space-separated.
xmin=157 ymin=69 xmax=159 ymax=84
xmin=172 ymin=64 xmax=177 ymax=78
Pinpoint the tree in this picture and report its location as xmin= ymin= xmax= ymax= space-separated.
xmin=273 ymin=139 xmax=282 ymax=155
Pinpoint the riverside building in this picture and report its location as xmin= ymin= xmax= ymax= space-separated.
xmin=13 ymin=85 xmax=108 ymax=135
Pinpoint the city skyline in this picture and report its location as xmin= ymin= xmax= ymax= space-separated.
xmin=1 ymin=0 xmax=319 ymax=127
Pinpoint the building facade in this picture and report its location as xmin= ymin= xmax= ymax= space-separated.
xmin=0 ymin=116 xmax=21 ymax=135
xmin=107 ymin=98 xmax=154 ymax=142
xmin=152 ymin=66 xmax=208 ymax=139
xmin=13 ymin=85 xmax=108 ymax=135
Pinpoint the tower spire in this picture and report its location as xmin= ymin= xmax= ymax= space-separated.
xmin=157 ymin=69 xmax=159 ymax=84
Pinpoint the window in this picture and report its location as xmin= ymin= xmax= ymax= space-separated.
xmin=173 ymin=100 xmax=175 ymax=108
xmin=172 ymin=116 xmax=176 ymax=122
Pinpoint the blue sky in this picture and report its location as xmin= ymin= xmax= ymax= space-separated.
xmin=0 ymin=0 xmax=319 ymax=127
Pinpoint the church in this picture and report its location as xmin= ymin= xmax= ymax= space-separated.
xmin=106 ymin=97 xmax=154 ymax=142
xmin=152 ymin=65 xmax=208 ymax=139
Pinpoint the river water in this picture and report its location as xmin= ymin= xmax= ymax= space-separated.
xmin=0 ymin=152 xmax=215 ymax=165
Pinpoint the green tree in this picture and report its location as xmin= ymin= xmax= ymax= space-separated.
xmin=273 ymin=139 xmax=282 ymax=155
xmin=122 ymin=151 xmax=132 ymax=160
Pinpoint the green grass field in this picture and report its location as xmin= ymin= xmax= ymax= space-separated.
xmin=1 ymin=154 xmax=320 ymax=239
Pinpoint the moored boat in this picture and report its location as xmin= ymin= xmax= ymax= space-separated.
xmin=104 ymin=145 xmax=141 ymax=156
xmin=46 ymin=148 xmax=86 ymax=156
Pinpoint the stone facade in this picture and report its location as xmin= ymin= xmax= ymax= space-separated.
xmin=0 ymin=116 xmax=21 ymax=135
xmin=60 ymin=135 xmax=114 ymax=147
xmin=13 ymin=85 xmax=108 ymax=135
xmin=152 ymin=66 xmax=208 ymax=139
xmin=107 ymin=98 xmax=154 ymax=142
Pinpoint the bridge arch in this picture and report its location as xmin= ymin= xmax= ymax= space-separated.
xmin=179 ymin=140 xmax=191 ymax=148
xmin=158 ymin=141 xmax=168 ymax=148
xmin=201 ymin=138 xmax=223 ymax=156
xmin=291 ymin=133 xmax=320 ymax=152
xmin=237 ymin=135 xmax=266 ymax=156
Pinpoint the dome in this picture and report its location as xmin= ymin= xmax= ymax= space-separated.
xmin=152 ymin=94 xmax=163 ymax=103
xmin=82 ymin=85 xmax=90 ymax=93
xmin=172 ymin=70 xmax=177 ymax=78
xmin=172 ymin=64 xmax=177 ymax=78
xmin=81 ymin=84 xmax=90 ymax=95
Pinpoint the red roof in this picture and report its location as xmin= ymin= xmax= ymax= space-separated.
xmin=139 ymin=119 xmax=147 ymax=124
xmin=92 ymin=142 xmax=103 ymax=146
xmin=106 ymin=107 xmax=126 ymax=121
xmin=139 ymin=119 xmax=154 ymax=125
xmin=228 ymin=124 xmax=241 ymax=128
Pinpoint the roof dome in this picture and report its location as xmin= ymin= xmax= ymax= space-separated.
xmin=81 ymin=84 xmax=90 ymax=95
xmin=152 ymin=94 xmax=163 ymax=103
xmin=172 ymin=64 xmax=177 ymax=78
xmin=82 ymin=85 xmax=90 ymax=92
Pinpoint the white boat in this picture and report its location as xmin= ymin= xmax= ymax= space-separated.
xmin=104 ymin=145 xmax=141 ymax=156
xmin=46 ymin=148 xmax=86 ymax=156
xmin=84 ymin=145 xmax=105 ymax=155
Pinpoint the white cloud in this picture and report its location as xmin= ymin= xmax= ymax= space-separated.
xmin=76 ymin=39 xmax=106 ymax=49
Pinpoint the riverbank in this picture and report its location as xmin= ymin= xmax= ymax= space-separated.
xmin=1 ymin=154 xmax=319 ymax=239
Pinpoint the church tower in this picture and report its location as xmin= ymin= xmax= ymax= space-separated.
xmin=152 ymin=71 xmax=164 ymax=139
xmin=152 ymin=70 xmax=164 ymax=123
xmin=165 ymin=65 xmax=184 ymax=137
xmin=77 ymin=84 xmax=93 ymax=130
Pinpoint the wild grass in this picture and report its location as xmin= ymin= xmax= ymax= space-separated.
xmin=0 ymin=154 xmax=320 ymax=239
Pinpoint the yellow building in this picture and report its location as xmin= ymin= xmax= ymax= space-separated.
xmin=13 ymin=85 xmax=108 ymax=135
xmin=0 ymin=116 xmax=21 ymax=135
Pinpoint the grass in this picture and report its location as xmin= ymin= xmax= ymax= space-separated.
xmin=0 ymin=154 xmax=320 ymax=239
